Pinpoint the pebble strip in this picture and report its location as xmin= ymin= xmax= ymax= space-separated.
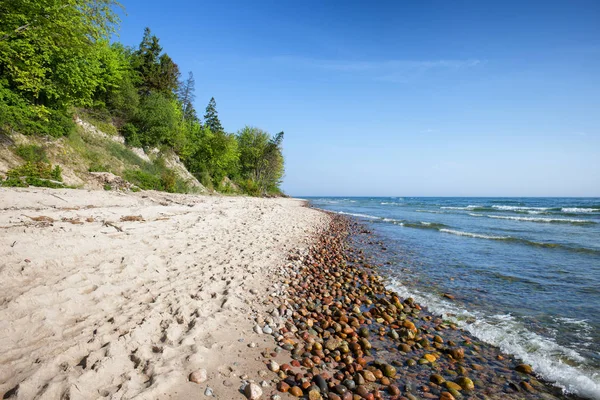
xmin=249 ymin=215 xmax=578 ymax=400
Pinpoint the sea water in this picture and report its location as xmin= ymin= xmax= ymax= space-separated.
xmin=307 ymin=197 xmax=600 ymax=399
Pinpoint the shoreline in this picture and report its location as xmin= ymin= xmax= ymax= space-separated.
xmin=0 ymin=189 xmax=590 ymax=399
xmin=0 ymin=188 xmax=328 ymax=399
xmin=262 ymin=211 xmax=584 ymax=400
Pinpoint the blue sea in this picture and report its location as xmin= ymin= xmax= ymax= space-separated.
xmin=307 ymin=197 xmax=600 ymax=399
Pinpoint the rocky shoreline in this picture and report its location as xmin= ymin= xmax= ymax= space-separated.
xmin=249 ymin=214 xmax=580 ymax=400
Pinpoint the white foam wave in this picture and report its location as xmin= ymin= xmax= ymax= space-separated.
xmin=388 ymin=279 xmax=600 ymax=399
xmin=336 ymin=211 xmax=379 ymax=219
xmin=487 ymin=215 xmax=592 ymax=224
xmin=493 ymin=205 xmax=550 ymax=211
xmin=468 ymin=213 xmax=484 ymax=217
xmin=439 ymin=228 xmax=509 ymax=240
xmin=416 ymin=209 xmax=443 ymax=214
xmin=554 ymin=317 xmax=591 ymax=327
xmin=421 ymin=222 xmax=432 ymax=226
xmin=441 ymin=205 xmax=480 ymax=210
xmin=562 ymin=207 xmax=599 ymax=213
xmin=381 ymin=202 xmax=402 ymax=206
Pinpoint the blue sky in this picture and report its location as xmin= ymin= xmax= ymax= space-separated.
xmin=115 ymin=1 xmax=600 ymax=196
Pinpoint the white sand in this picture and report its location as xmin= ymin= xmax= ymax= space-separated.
xmin=0 ymin=188 xmax=327 ymax=399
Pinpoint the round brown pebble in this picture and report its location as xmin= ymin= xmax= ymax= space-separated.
xmin=289 ymin=386 xmax=303 ymax=397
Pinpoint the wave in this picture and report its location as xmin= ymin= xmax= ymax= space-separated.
xmin=336 ymin=211 xmax=379 ymax=219
xmin=486 ymin=215 xmax=595 ymax=225
xmin=492 ymin=205 xmax=551 ymax=211
xmin=388 ymin=279 xmax=600 ymax=399
xmin=439 ymin=228 xmax=599 ymax=254
xmin=441 ymin=205 xmax=482 ymax=210
xmin=333 ymin=210 xmax=599 ymax=255
xmin=562 ymin=207 xmax=600 ymax=213
xmin=440 ymin=228 xmax=509 ymax=240
xmin=402 ymin=221 xmax=448 ymax=230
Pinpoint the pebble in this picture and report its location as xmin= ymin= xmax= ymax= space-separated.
xmin=440 ymin=391 xmax=456 ymax=400
xmin=261 ymin=216 xmax=562 ymax=400
xmin=244 ymin=382 xmax=263 ymax=399
xmin=189 ymin=369 xmax=207 ymax=384
xmin=204 ymin=387 xmax=213 ymax=396
xmin=289 ymin=386 xmax=303 ymax=397
xmin=362 ymin=370 xmax=376 ymax=382
xmin=382 ymin=363 xmax=397 ymax=378
xmin=253 ymin=325 xmax=262 ymax=334
xmin=444 ymin=381 xmax=462 ymax=391
xmin=516 ymin=364 xmax=533 ymax=374
xmin=277 ymin=381 xmax=290 ymax=392
xmin=263 ymin=325 xmax=273 ymax=334
xmin=455 ymin=376 xmax=474 ymax=390
xmin=268 ymin=360 xmax=280 ymax=372
xmin=520 ymin=381 xmax=535 ymax=392
xmin=308 ymin=388 xmax=322 ymax=400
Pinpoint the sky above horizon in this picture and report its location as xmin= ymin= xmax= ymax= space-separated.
xmin=115 ymin=0 xmax=600 ymax=197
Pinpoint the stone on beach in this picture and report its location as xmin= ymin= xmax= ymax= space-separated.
xmin=189 ymin=369 xmax=207 ymax=384
xmin=244 ymin=382 xmax=263 ymax=399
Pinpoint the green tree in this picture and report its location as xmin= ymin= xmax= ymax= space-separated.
xmin=204 ymin=97 xmax=223 ymax=133
xmin=184 ymin=127 xmax=238 ymax=187
xmin=237 ymin=126 xmax=285 ymax=194
xmin=0 ymin=0 xmax=121 ymax=106
xmin=132 ymin=91 xmax=180 ymax=147
xmin=133 ymin=28 xmax=180 ymax=96
xmin=0 ymin=0 xmax=121 ymax=135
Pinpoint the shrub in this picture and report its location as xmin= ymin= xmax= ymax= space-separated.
xmin=2 ymin=161 xmax=64 ymax=188
xmin=160 ymin=169 xmax=177 ymax=193
xmin=15 ymin=145 xmax=48 ymax=163
xmin=121 ymin=123 xmax=142 ymax=147
xmin=237 ymin=178 xmax=261 ymax=196
xmin=198 ymin=171 xmax=214 ymax=191
xmin=88 ymin=163 xmax=111 ymax=172
xmin=123 ymin=169 xmax=162 ymax=190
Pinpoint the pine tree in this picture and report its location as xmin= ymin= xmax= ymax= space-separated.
xmin=204 ymin=97 xmax=223 ymax=132
xmin=134 ymin=28 xmax=180 ymax=95
xmin=134 ymin=27 xmax=161 ymax=95
xmin=178 ymin=71 xmax=197 ymax=122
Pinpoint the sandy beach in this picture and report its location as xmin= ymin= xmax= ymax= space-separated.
xmin=0 ymin=188 xmax=327 ymax=399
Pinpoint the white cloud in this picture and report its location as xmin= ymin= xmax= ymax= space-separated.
xmin=270 ymin=56 xmax=482 ymax=82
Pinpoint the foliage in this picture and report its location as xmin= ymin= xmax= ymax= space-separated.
xmin=184 ymin=127 xmax=239 ymax=187
xmin=123 ymin=165 xmax=189 ymax=193
xmin=132 ymin=91 xmax=180 ymax=147
xmin=204 ymin=97 xmax=223 ymax=133
xmin=15 ymin=144 xmax=48 ymax=163
xmin=79 ymin=108 xmax=118 ymax=135
xmin=237 ymin=126 xmax=285 ymax=194
xmin=2 ymin=161 xmax=64 ymax=188
xmin=0 ymin=3 xmax=287 ymax=196
xmin=133 ymin=27 xmax=180 ymax=96
xmin=0 ymin=0 xmax=121 ymax=108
